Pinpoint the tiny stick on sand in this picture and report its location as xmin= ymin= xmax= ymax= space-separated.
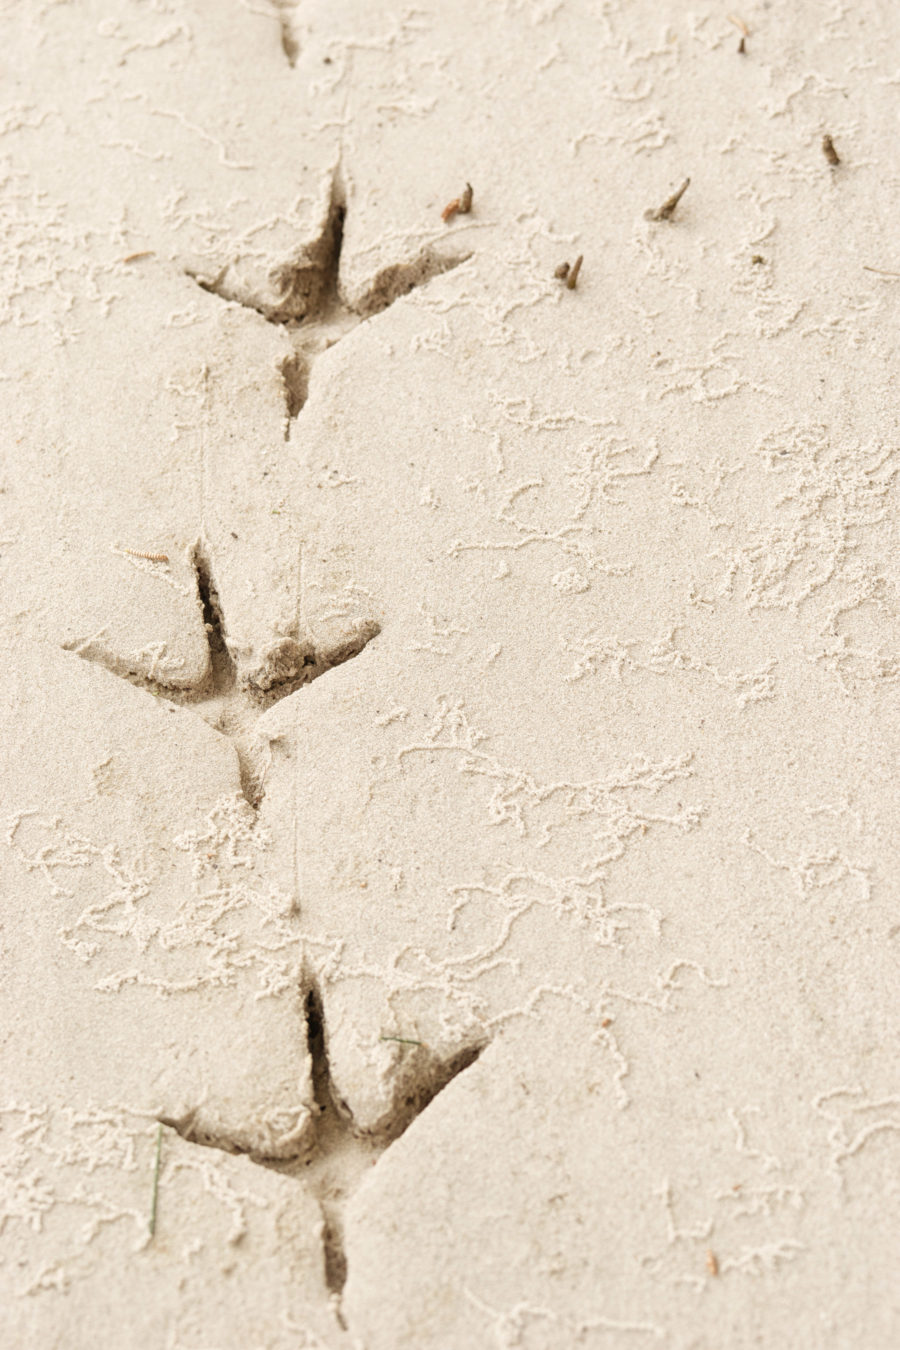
xmin=554 ymin=256 xmax=583 ymax=289
xmin=822 ymin=134 xmax=840 ymax=166
xmin=148 ymin=1123 xmax=164 ymax=1238
xmin=441 ymin=182 xmax=474 ymax=223
xmin=728 ymin=14 xmax=749 ymax=51
xmin=645 ymin=178 xmax=690 ymax=222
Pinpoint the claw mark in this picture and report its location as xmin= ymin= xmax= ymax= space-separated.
xmin=186 ymin=168 xmax=470 ymax=433
xmin=278 ymin=352 xmax=309 ymax=436
xmin=157 ymin=968 xmax=484 ymax=1329
xmin=271 ymin=0 xmax=300 ymax=66
xmin=64 ymin=540 xmax=379 ymax=808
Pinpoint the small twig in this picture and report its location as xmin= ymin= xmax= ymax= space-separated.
xmin=121 ymin=251 xmax=155 ymax=264
xmin=727 ymin=15 xmax=749 ymax=52
xmin=441 ymin=182 xmax=473 ymax=223
xmin=379 ymin=1035 xmax=423 ymax=1046
xmin=554 ymin=256 xmax=583 ymax=288
xmin=863 ymin=265 xmax=900 ymax=278
xmin=822 ymin=134 xmax=840 ymax=166
xmin=148 ymin=1124 xmax=164 ymax=1239
xmin=706 ymin=1248 xmax=719 ymax=1277
xmin=645 ymin=177 xmax=691 ymax=222
xmin=123 ymin=548 xmax=169 ymax=562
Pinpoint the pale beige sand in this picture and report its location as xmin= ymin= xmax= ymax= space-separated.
xmin=2 ymin=2 xmax=900 ymax=1346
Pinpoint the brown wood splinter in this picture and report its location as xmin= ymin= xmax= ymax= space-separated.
xmin=121 ymin=251 xmax=155 ymax=263
xmin=645 ymin=178 xmax=690 ymax=222
xmin=441 ymin=182 xmax=473 ymax=223
xmin=555 ymin=256 xmax=583 ymax=288
xmin=728 ymin=14 xmax=749 ymax=52
xmin=822 ymin=134 xmax=840 ymax=166
xmin=706 ymin=1249 xmax=719 ymax=1277
xmin=124 ymin=548 xmax=169 ymax=563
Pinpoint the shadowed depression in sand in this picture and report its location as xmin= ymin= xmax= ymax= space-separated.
xmin=2 ymin=2 xmax=900 ymax=1347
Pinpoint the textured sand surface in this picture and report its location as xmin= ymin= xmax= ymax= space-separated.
xmin=2 ymin=2 xmax=900 ymax=1346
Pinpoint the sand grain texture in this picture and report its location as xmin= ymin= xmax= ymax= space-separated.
xmin=2 ymin=1 xmax=900 ymax=1346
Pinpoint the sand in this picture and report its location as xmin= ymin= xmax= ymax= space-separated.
xmin=2 ymin=1 xmax=900 ymax=1346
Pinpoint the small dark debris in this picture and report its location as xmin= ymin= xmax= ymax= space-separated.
xmin=555 ymin=256 xmax=583 ymax=288
xmin=566 ymin=255 xmax=583 ymax=290
xmin=822 ymin=134 xmax=840 ymax=166
xmin=645 ymin=177 xmax=690 ymax=222
xmin=442 ymin=182 xmax=473 ymax=223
